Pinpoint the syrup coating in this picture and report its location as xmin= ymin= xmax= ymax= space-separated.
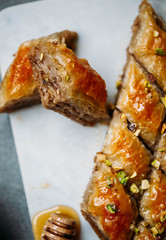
xmin=130 ymin=0 xmax=166 ymax=92
xmin=0 ymin=30 xmax=78 ymax=112
xmin=117 ymin=56 xmax=165 ymax=148
xmin=102 ymin=111 xmax=151 ymax=185
xmin=154 ymin=133 xmax=166 ymax=174
xmin=5 ymin=43 xmax=35 ymax=100
xmin=140 ymin=170 xmax=166 ymax=229
xmin=88 ymin=162 xmax=136 ymax=240
xmin=134 ymin=222 xmax=155 ymax=240
xmin=29 ymin=42 xmax=108 ymax=125
xmin=42 ymin=43 xmax=107 ymax=106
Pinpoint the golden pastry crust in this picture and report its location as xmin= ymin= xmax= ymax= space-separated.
xmin=102 ymin=111 xmax=151 ymax=185
xmin=117 ymin=55 xmax=165 ymax=148
xmin=29 ymin=42 xmax=109 ymax=125
xmin=134 ymin=222 xmax=155 ymax=240
xmin=140 ymin=170 xmax=166 ymax=230
xmin=0 ymin=30 xmax=78 ymax=113
xmin=0 ymin=41 xmax=39 ymax=112
xmin=129 ymin=0 xmax=166 ymax=92
xmin=81 ymin=160 xmax=136 ymax=240
xmin=154 ymin=133 xmax=166 ymax=174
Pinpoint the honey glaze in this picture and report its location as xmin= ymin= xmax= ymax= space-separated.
xmin=32 ymin=205 xmax=80 ymax=240
xmin=88 ymin=165 xmax=135 ymax=240
xmin=54 ymin=44 xmax=107 ymax=106
xmin=6 ymin=44 xmax=36 ymax=99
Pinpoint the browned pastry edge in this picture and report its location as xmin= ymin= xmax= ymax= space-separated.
xmin=81 ymin=209 xmax=108 ymax=240
xmin=0 ymin=30 xmax=78 ymax=113
xmin=81 ymin=1 xmax=166 ymax=239
xmin=81 ymin=154 xmax=138 ymax=240
xmin=127 ymin=1 xmax=166 ymax=151
xmin=131 ymin=0 xmax=166 ymax=42
xmin=81 ymin=168 xmax=109 ymax=240
xmin=129 ymin=0 xmax=166 ymax=94
xmin=0 ymin=87 xmax=40 ymax=113
xmin=29 ymin=42 xmax=109 ymax=126
xmin=80 ymin=158 xmax=106 ymax=239
xmin=116 ymin=51 xmax=165 ymax=151
xmin=42 ymin=101 xmax=109 ymax=126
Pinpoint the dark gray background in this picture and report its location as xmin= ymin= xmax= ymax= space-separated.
xmin=0 ymin=1 xmax=38 ymax=239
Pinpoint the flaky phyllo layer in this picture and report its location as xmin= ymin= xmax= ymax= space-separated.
xmin=0 ymin=30 xmax=78 ymax=112
xmin=81 ymin=1 xmax=166 ymax=239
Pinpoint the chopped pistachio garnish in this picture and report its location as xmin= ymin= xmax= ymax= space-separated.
xmin=141 ymin=179 xmax=150 ymax=190
xmin=155 ymin=48 xmax=166 ymax=56
xmin=153 ymin=31 xmax=159 ymax=37
xmin=117 ymin=171 xmax=126 ymax=179
xmin=66 ymin=75 xmax=70 ymax=82
xmin=161 ymin=123 xmax=166 ymax=134
xmin=151 ymin=160 xmax=160 ymax=169
xmin=144 ymin=81 xmax=152 ymax=89
xmin=106 ymin=177 xmax=113 ymax=188
xmin=134 ymin=228 xmax=139 ymax=235
xmin=40 ymin=53 xmax=44 ymax=61
xmin=106 ymin=159 xmax=112 ymax=166
xmin=130 ymin=184 xmax=139 ymax=193
xmin=155 ymin=223 xmax=164 ymax=234
xmin=117 ymin=170 xmax=129 ymax=185
xmin=116 ymin=80 xmax=122 ymax=89
xmin=120 ymin=177 xmax=129 ymax=185
xmin=144 ymin=81 xmax=152 ymax=93
xmin=121 ymin=113 xmax=127 ymax=120
xmin=106 ymin=204 xmax=117 ymax=214
xmin=161 ymin=97 xmax=166 ymax=108
xmin=160 ymin=211 xmax=166 ymax=223
xmin=130 ymin=171 xmax=137 ymax=179
xmin=134 ymin=129 xmax=141 ymax=136
xmin=96 ymin=152 xmax=106 ymax=162
xmin=158 ymin=148 xmax=166 ymax=152
xmin=151 ymin=227 xmax=158 ymax=236
xmin=130 ymin=223 xmax=135 ymax=230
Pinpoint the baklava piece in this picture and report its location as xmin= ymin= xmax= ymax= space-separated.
xmin=81 ymin=156 xmax=137 ymax=240
xmin=82 ymin=1 xmax=166 ymax=239
xmin=102 ymin=110 xmax=151 ymax=186
xmin=29 ymin=42 xmax=109 ymax=125
xmin=0 ymin=30 xmax=78 ymax=112
xmin=117 ymin=55 xmax=165 ymax=149
xmin=129 ymin=0 xmax=166 ymax=92
xmin=153 ymin=131 xmax=166 ymax=174
xmin=140 ymin=170 xmax=166 ymax=237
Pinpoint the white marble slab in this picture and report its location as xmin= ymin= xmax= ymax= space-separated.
xmin=0 ymin=0 xmax=165 ymax=239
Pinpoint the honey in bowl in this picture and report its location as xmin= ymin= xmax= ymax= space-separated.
xmin=32 ymin=205 xmax=80 ymax=240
